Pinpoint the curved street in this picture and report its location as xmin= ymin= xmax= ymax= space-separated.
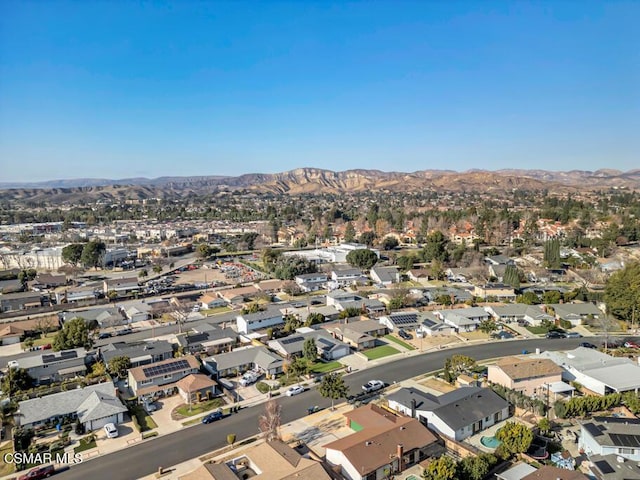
xmin=55 ymin=337 xmax=603 ymax=480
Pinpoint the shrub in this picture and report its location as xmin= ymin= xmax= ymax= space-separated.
xmin=256 ymin=382 xmax=270 ymax=394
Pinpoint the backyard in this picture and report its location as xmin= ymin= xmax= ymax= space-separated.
xmin=363 ymin=345 xmax=400 ymax=360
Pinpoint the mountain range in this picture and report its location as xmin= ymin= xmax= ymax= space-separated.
xmin=1 ymin=168 xmax=639 ymax=203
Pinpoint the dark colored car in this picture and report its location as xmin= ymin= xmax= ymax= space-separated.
xmin=202 ymin=410 xmax=223 ymax=424
xmin=98 ymin=332 xmax=112 ymax=340
xmin=18 ymin=465 xmax=55 ymax=479
xmin=546 ymin=331 xmax=566 ymax=339
xmin=398 ymin=329 xmax=413 ymax=340
xmin=579 ymin=342 xmax=597 ymax=349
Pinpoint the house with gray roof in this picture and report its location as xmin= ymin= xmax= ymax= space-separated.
xmin=18 ymin=348 xmax=90 ymax=385
xmin=330 ymin=267 xmax=365 ymax=287
xmin=580 ymin=417 xmax=640 ymax=462
xmin=0 ymin=291 xmax=45 ymax=312
xmin=268 ymin=330 xmax=350 ymax=361
xmin=417 ymin=312 xmax=456 ymax=336
xmin=387 ymin=385 xmax=510 ymax=441
xmin=589 ymin=453 xmax=640 ymax=480
xmin=549 ymin=302 xmax=602 ymax=326
xmin=379 ymin=311 xmax=421 ymax=331
xmin=523 ymin=306 xmax=555 ymax=326
xmin=486 ymin=304 xmax=530 ymax=323
xmin=323 ymin=318 xmax=387 ymax=350
xmin=236 ymin=310 xmax=284 ymax=334
xmin=203 ymin=346 xmax=284 ymax=379
xmin=422 ymin=286 xmax=474 ymax=304
xmin=100 ymin=340 xmax=174 ymax=368
xmin=438 ymin=311 xmax=479 ymax=332
xmin=294 ymin=273 xmax=328 ymax=292
xmin=59 ymin=307 xmax=125 ymax=328
xmin=176 ymin=326 xmax=237 ymax=355
xmin=18 ymin=381 xmax=127 ymax=431
xmin=370 ymin=265 xmax=400 ymax=286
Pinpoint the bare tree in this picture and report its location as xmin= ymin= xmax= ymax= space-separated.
xmin=258 ymin=399 xmax=282 ymax=442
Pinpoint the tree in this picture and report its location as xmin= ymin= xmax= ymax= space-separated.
xmin=543 ymin=239 xmax=561 ymax=269
xmin=422 ymin=455 xmax=457 ymax=480
xmin=303 ymin=338 xmax=317 ymax=362
xmin=138 ymin=269 xmax=148 ymax=279
xmin=381 ymin=236 xmax=399 ymax=250
xmin=397 ymin=255 xmax=415 ymax=272
xmin=286 ymin=357 xmax=308 ymax=382
xmin=449 ymin=354 xmax=476 ymax=377
xmin=1 ymin=368 xmax=33 ymax=396
xmin=80 ymin=240 xmax=106 ymax=269
xmin=152 ymin=264 xmax=163 ymax=274
xmin=503 ymin=265 xmax=521 ymax=289
xmin=283 ymin=314 xmax=302 ymax=333
xmin=53 ymin=317 xmax=92 ymax=351
xmin=344 ymin=222 xmax=356 ymax=243
xmin=338 ymin=307 xmax=361 ymax=319
xmin=304 ymin=312 xmax=325 ymax=327
xmin=196 ymin=243 xmax=212 ymax=259
xmin=61 ymin=243 xmax=84 ymax=266
xmin=537 ymin=417 xmax=551 ymax=436
xmin=517 ymin=291 xmax=540 ymax=305
xmin=478 ymin=319 xmax=498 ymax=335
xmin=258 ymin=399 xmax=282 ymax=441
xmin=495 ymin=421 xmax=534 ymax=455
xmin=458 ymin=453 xmax=497 ymax=480
xmin=18 ymin=268 xmax=37 ymax=286
xmin=604 ymin=261 xmax=640 ymax=322
xmin=108 ymin=356 xmax=131 ymax=378
xmin=226 ymin=433 xmax=236 ymax=447
xmin=318 ymin=372 xmax=349 ymax=410
xmin=89 ymin=361 xmax=107 ymax=379
xmin=359 ymin=231 xmax=376 ymax=247
xmin=346 ymin=249 xmax=378 ymax=270
xmin=423 ymin=230 xmax=449 ymax=263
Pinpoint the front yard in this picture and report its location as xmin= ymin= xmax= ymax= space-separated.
xmin=129 ymin=404 xmax=158 ymax=432
xmin=309 ymin=360 xmax=343 ymax=374
xmin=173 ymin=398 xmax=225 ymax=418
xmin=384 ymin=334 xmax=416 ymax=350
xmin=73 ymin=435 xmax=97 ymax=454
xmin=0 ymin=442 xmax=15 ymax=476
xmin=363 ymin=345 xmax=400 ymax=360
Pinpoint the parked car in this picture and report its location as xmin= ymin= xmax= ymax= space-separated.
xmin=624 ymin=341 xmax=640 ymax=349
xmin=103 ymin=423 xmax=118 ymax=438
xmin=492 ymin=331 xmax=514 ymax=340
xmin=239 ymin=371 xmax=261 ymax=387
xmin=564 ymin=332 xmax=582 ymax=338
xmin=398 ymin=329 xmax=413 ymax=340
xmin=18 ymin=465 xmax=55 ymax=480
xmin=579 ymin=342 xmax=597 ymax=349
xmin=362 ymin=380 xmax=385 ymax=393
xmin=202 ymin=410 xmax=223 ymax=424
xmin=285 ymin=385 xmax=304 ymax=397
xmin=98 ymin=332 xmax=112 ymax=340
xmin=546 ymin=331 xmax=566 ymax=339
xmin=7 ymin=360 xmax=19 ymax=369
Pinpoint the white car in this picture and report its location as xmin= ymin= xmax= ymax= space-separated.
xmin=362 ymin=380 xmax=385 ymax=393
xmin=285 ymin=385 xmax=304 ymax=397
xmin=104 ymin=423 xmax=118 ymax=438
xmin=7 ymin=361 xmax=19 ymax=369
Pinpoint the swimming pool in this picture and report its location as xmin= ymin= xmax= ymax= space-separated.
xmin=480 ymin=436 xmax=502 ymax=448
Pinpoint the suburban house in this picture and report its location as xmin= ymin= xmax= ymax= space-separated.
xmin=473 ymin=283 xmax=516 ymax=301
xmin=17 ymin=381 xmax=127 ymax=431
xmin=486 ymin=304 xmax=529 ymax=323
xmin=203 ymin=346 xmax=284 ymax=379
xmin=55 ymin=286 xmax=100 ymax=304
xmin=255 ymin=279 xmax=286 ymax=294
xmin=497 ymin=464 xmax=588 ymax=480
xmin=199 ymin=292 xmax=227 ymax=309
xmin=588 ymin=453 xmax=640 ymax=480
xmin=103 ymin=277 xmax=140 ymax=296
xmin=580 ymin=417 xmax=640 ymax=462
xmin=0 ymin=278 xmax=23 ymax=294
xmin=0 ymin=324 xmax=25 ymax=345
xmin=123 ymin=301 xmax=153 ymax=323
xmin=417 ymin=311 xmax=456 ymax=337
xmin=294 ymin=272 xmax=328 ymax=292
xmin=324 ymin=404 xmax=444 ymax=480
xmin=488 ymin=356 xmax=564 ymax=396
xmin=236 ymin=310 xmax=284 ymax=334
xmin=19 ymin=348 xmax=90 ymax=385
xmin=548 ymin=302 xmax=602 ymax=327
xmin=379 ymin=311 xmax=421 ymax=331
xmin=32 ymin=274 xmax=67 ymax=289
xmin=370 ymin=265 xmax=400 ymax=286
xmin=407 ymin=268 xmax=431 ymax=285
xmin=539 ymin=347 xmax=640 ymax=395
xmin=324 ymin=318 xmax=387 ymax=350
xmin=175 ymin=326 xmax=237 ymax=355
xmin=268 ymin=329 xmax=351 ymax=360
xmin=423 ymin=286 xmax=474 ymax=304
xmin=127 ymin=355 xmax=201 ymax=401
xmin=217 ymin=285 xmax=260 ymax=305
xmin=59 ymin=306 xmax=124 ymax=328
xmin=438 ymin=311 xmax=479 ymax=333
xmin=175 ymin=373 xmax=218 ymax=404
xmin=278 ymin=304 xmax=341 ymax=324
xmin=327 ymin=290 xmax=386 ymax=315
xmin=523 ymin=306 xmax=555 ymax=327
xmin=485 ymin=255 xmax=515 ymax=266
xmin=387 ymin=386 xmax=510 ymax=441
xmin=330 ymin=267 xmax=365 ymax=287
xmin=100 ymin=340 xmax=174 ymax=368
xmin=0 ymin=291 xmax=45 ymax=312
xmin=179 ymin=439 xmax=332 ymax=480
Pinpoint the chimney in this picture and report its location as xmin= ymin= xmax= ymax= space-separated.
xmin=397 ymin=444 xmax=404 ymax=472
xmin=411 ymin=398 xmax=417 ymax=419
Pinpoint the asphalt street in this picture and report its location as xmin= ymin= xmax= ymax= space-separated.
xmin=54 ymin=337 xmax=603 ymax=480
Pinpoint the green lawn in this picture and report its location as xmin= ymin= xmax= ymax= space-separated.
xmin=363 ymin=345 xmax=400 ymax=360
xmin=174 ymin=398 xmax=225 ymax=418
xmin=384 ymin=334 xmax=416 ymax=351
xmin=310 ymin=361 xmax=342 ymax=374
xmin=21 ymin=332 xmax=57 ymax=349
xmin=129 ymin=404 xmax=158 ymax=431
xmin=526 ymin=326 xmax=551 ymax=335
xmin=73 ymin=435 xmax=97 ymax=454
xmin=0 ymin=442 xmax=15 ymax=476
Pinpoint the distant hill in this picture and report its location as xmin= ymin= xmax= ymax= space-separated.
xmin=0 ymin=168 xmax=638 ymax=203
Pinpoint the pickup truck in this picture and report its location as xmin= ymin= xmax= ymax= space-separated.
xmin=239 ymin=371 xmax=260 ymax=387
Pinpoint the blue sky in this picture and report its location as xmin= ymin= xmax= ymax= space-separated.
xmin=1 ymin=1 xmax=638 ymax=182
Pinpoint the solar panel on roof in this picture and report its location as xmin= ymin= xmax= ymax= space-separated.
xmin=280 ymin=336 xmax=303 ymax=345
xmin=610 ymin=433 xmax=640 ymax=448
xmin=60 ymin=351 xmax=78 ymax=359
xmin=142 ymin=359 xmax=190 ymax=378
xmin=594 ymin=460 xmax=615 ymax=474
xmin=584 ymin=423 xmax=604 ymax=437
xmin=42 ymin=354 xmax=56 ymax=363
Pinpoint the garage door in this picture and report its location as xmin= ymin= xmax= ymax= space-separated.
xmin=89 ymin=415 xmax=119 ymax=431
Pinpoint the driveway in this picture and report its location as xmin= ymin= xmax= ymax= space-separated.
xmin=149 ymin=395 xmax=185 ymax=434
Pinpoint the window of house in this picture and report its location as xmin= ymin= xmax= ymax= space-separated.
xmin=618 ymin=448 xmax=634 ymax=455
xmin=163 ymin=374 xmax=172 ymax=380
xmin=139 ymin=379 xmax=152 ymax=386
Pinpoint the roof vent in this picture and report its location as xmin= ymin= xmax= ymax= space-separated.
xmin=400 ymin=426 xmax=406 ymax=430
xmin=365 ymin=441 xmax=372 ymax=446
